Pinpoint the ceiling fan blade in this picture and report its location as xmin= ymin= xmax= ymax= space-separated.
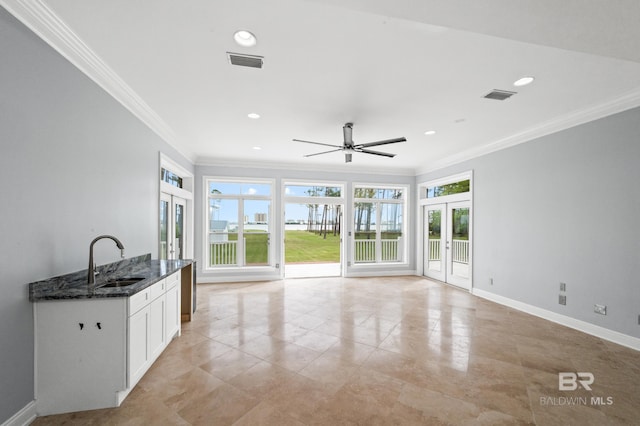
xmin=357 ymin=137 xmax=406 ymax=148
xmin=293 ymin=139 xmax=343 ymax=149
xmin=304 ymin=148 xmax=343 ymax=158
xmin=343 ymin=123 xmax=354 ymax=147
xmin=357 ymin=148 xmax=396 ymax=158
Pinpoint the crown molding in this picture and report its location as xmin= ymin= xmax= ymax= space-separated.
xmin=196 ymin=156 xmax=417 ymax=177
xmin=1 ymin=0 xmax=197 ymax=163
xmin=415 ymin=86 xmax=640 ymax=175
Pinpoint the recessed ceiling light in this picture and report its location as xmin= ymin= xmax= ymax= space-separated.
xmin=234 ymin=30 xmax=257 ymax=47
xmin=247 ymin=113 xmax=260 ymax=119
xmin=252 ymin=146 xmax=262 ymax=150
xmin=424 ymin=130 xmax=436 ymax=136
xmin=513 ymin=76 xmax=535 ymax=87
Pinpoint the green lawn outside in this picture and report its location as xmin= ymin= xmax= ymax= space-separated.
xmin=210 ymin=230 xmax=340 ymax=265
xmin=285 ymin=230 xmax=340 ymax=263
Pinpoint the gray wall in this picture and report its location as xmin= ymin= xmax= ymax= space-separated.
xmin=195 ymin=164 xmax=416 ymax=282
xmin=0 ymin=8 xmax=193 ymax=422
xmin=417 ymin=107 xmax=640 ymax=338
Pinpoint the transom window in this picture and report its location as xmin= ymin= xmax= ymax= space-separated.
xmin=425 ymin=179 xmax=469 ymax=198
xmin=284 ymin=185 xmax=341 ymax=197
xmin=161 ymin=167 xmax=183 ymax=188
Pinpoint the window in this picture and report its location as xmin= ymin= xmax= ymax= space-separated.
xmin=161 ymin=168 xmax=183 ymax=188
xmin=206 ymin=178 xmax=273 ymax=269
xmin=284 ymin=185 xmax=341 ymax=198
xmin=426 ymin=179 xmax=469 ymax=198
xmin=353 ymin=185 xmax=406 ymax=264
xmin=159 ymin=154 xmax=193 ymax=261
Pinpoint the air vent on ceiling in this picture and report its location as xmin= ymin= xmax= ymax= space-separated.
xmin=227 ymin=52 xmax=263 ymax=69
xmin=483 ymin=89 xmax=517 ymax=101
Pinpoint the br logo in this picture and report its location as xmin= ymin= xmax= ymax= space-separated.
xmin=558 ymin=372 xmax=594 ymax=391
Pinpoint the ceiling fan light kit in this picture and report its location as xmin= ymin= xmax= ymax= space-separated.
xmin=294 ymin=123 xmax=406 ymax=163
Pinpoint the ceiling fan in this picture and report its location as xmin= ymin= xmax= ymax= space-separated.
xmin=294 ymin=123 xmax=406 ymax=163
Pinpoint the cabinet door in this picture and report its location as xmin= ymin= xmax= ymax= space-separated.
xmin=166 ymin=282 xmax=180 ymax=340
xmin=36 ymin=299 xmax=127 ymax=415
xmin=128 ymin=305 xmax=149 ymax=386
xmin=149 ymin=294 xmax=166 ymax=362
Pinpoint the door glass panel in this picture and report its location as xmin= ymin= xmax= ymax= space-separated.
xmin=354 ymin=202 xmax=376 ymax=263
xmin=427 ymin=208 xmax=442 ymax=272
xmin=159 ymin=199 xmax=169 ymax=260
xmin=209 ymin=199 xmax=238 ymax=266
xmin=451 ymin=207 xmax=470 ymax=279
xmin=244 ymin=199 xmax=270 ymax=266
xmin=174 ymin=202 xmax=184 ymax=260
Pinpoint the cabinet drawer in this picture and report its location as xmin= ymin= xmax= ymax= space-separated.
xmin=149 ymin=279 xmax=166 ymax=301
xmin=129 ymin=288 xmax=150 ymax=315
xmin=166 ymin=272 xmax=180 ymax=291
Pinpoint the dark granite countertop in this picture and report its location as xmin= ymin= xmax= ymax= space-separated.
xmin=29 ymin=253 xmax=193 ymax=301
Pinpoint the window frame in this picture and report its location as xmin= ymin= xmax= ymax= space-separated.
xmin=159 ymin=153 xmax=193 ymax=260
xmin=352 ymin=183 xmax=408 ymax=265
xmin=204 ymin=176 xmax=275 ymax=271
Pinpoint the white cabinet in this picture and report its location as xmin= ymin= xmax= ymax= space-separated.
xmin=35 ymin=270 xmax=182 ymax=416
xmin=35 ymin=298 xmax=127 ymax=416
xmin=165 ymin=271 xmax=181 ymax=340
xmin=126 ymin=272 xmax=180 ymax=388
xmin=128 ymin=303 xmax=150 ymax=386
xmin=148 ymin=287 xmax=166 ymax=361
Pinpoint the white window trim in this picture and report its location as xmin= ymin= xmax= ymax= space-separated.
xmin=203 ymin=176 xmax=276 ymax=271
xmin=416 ymin=170 xmax=473 ymax=282
xmin=351 ymin=183 xmax=409 ymax=266
xmin=159 ymin=152 xmax=194 ymax=260
xmin=418 ymin=170 xmax=472 ymax=206
xmin=282 ymin=179 xmax=347 ymax=275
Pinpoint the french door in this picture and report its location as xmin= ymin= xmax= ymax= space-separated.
xmin=160 ymin=193 xmax=187 ymax=260
xmin=424 ymin=201 xmax=471 ymax=289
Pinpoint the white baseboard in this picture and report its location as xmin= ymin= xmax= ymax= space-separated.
xmin=473 ymin=288 xmax=640 ymax=351
xmin=345 ymin=269 xmax=417 ymax=278
xmin=1 ymin=401 xmax=37 ymax=426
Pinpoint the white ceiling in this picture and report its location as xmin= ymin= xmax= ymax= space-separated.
xmin=5 ymin=0 xmax=640 ymax=175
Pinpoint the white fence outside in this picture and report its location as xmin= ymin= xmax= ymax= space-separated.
xmin=427 ymin=239 xmax=469 ymax=264
xmin=452 ymin=240 xmax=469 ymax=264
xmin=354 ymin=238 xmax=402 ymax=263
xmin=355 ymin=240 xmax=376 ymax=262
xmin=428 ymin=239 xmax=440 ymax=260
xmin=210 ymin=240 xmax=238 ymax=265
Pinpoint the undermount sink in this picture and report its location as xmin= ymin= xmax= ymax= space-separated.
xmin=100 ymin=277 xmax=145 ymax=288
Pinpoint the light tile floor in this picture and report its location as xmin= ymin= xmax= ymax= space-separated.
xmin=33 ymin=276 xmax=640 ymax=425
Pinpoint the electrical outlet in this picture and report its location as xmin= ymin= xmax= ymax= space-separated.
xmin=490 ymin=278 xmax=494 ymax=286
xmin=594 ymin=304 xmax=607 ymax=315
xmin=559 ymin=295 xmax=566 ymax=305
xmin=560 ymin=282 xmax=566 ymax=292
xmin=275 ymin=263 xmax=280 ymax=268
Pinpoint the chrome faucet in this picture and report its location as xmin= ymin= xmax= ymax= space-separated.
xmin=88 ymin=235 xmax=125 ymax=284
